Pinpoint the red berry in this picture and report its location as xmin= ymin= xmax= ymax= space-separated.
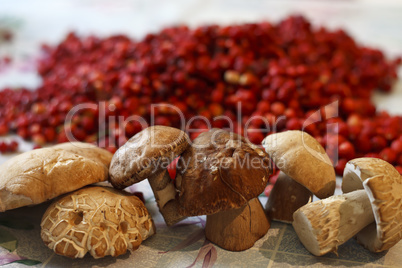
xmin=371 ymin=136 xmax=387 ymax=152
xmin=286 ymin=118 xmax=302 ymax=130
xmin=32 ymin=134 xmax=46 ymax=145
xmin=0 ymin=142 xmax=7 ymax=153
xmin=106 ymin=145 xmax=117 ymax=154
xmin=338 ymin=141 xmax=355 ymax=160
xmin=0 ymin=124 xmax=9 ymax=136
xmin=335 ymin=158 xmax=347 ymax=175
xmin=391 ymin=139 xmax=402 ymax=155
xmin=355 ymin=135 xmax=372 ymax=154
xmin=379 ymin=148 xmax=397 ymax=164
xmin=264 ymin=184 xmax=274 ymax=197
xmin=396 ymin=166 xmax=402 ymax=175
xmin=9 ymin=140 xmax=19 ymax=152
xmin=270 ymin=102 xmax=286 ymax=116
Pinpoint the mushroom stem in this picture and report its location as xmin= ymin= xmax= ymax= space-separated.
xmin=205 ymin=198 xmax=270 ymax=251
xmin=292 ymin=189 xmax=374 ymax=256
xmin=148 ymin=169 xmax=185 ymax=226
xmin=266 ymin=172 xmax=312 ymax=223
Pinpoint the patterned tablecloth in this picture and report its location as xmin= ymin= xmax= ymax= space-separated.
xmin=0 ymin=0 xmax=402 ymax=267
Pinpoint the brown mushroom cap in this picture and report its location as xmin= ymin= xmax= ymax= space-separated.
xmin=41 ymin=186 xmax=155 ymax=259
xmin=342 ymin=157 xmax=400 ymax=193
xmin=266 ymin=171 xmax=313 ymax=223
xmin=176 ymin=128 xmax=271 ymax=216
xmin=109 ymin=126 xmax=190 ymax=189
xmin=262 ymin=130 xmax=335 ymax=199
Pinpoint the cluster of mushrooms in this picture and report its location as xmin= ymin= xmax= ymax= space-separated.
xmin=0 ymin=126 xmax=401 ymax=259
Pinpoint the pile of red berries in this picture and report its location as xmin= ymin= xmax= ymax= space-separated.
xmin=0 ymin=16 xmax=401 ymax=174
xmin=0 ymin=140 xmax=18 ymax=154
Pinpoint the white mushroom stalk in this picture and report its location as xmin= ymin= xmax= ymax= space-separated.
xmin=293 ymin=189 xmax=374 ymax=256
xmin=293 ymin=157 xmax=402 ymax=256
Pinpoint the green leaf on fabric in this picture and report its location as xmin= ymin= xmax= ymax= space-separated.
xmin=13 ymin=259 xmax=41 ymax=266
xmin=0 ymin=228 xmax=17 ymax=252
xmin=0 ymin=219 xmax=34 ymax=230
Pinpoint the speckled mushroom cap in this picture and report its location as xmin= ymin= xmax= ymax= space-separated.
xmin=109 ymin=126 xmax=190 ymax=189
xmin=359 ymin=174 xmax=402 ymax=252
xmin=342 ymin=157 xmax=402 ymax=252
xmin=176 ymin=128 xmax=272 ymax=216
xmin=262 ymin=130 xmax=336 ymax=199
xmin=342 ymin=157 xmax=400 ymax=193
xmin=41 ymin=186 xmax=155 ymax=259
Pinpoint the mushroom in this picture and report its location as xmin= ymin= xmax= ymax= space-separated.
xmin=342 ymin=157 xmax=400 ymax=193
xmin=109 ymin=125 xmax=190 ymax=226
xmin=0 ymin=142 xmax=112 ymax=212
xmin=41 ymin=186 xmax=155 ymax=258
xmin=262 ymin=130 xmax=335 ymax=222
xmin=343 ymin=157 xmax=402 ymax=252
xmin=292 ymin=157 xmax=402 ymax=256
xmin=176 ymin=128 xmax=271 ymax=251
xmin=265 ymin=171 xmax=312 ymax=223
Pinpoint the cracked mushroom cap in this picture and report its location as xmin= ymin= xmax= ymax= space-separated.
xmin=342 ymin=157 xmax=402 ymax=252
xmin=262 ymin=130 xmax=335 ymax=199
xmin=358 ymin=174 xmax=402 ymax=252
xmin=176 ymin=128 xmax=272 ymax=216
xmin=41 ymin=186 xmax=155 ymax=259
xmin=0 ymin=145 xmax=110 ymax=212
xmin=342 ymin=157 xmax=400 ymax=193
xmin=109 ymin=126 xmax=190 ymax=189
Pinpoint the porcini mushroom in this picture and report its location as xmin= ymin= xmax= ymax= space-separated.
xmin=109 ymin=126 xmax=190 ymax=226
xmin=176 ymin=128 xmax=271 ymax=251
xmin=292 ymin=157 xmax=402 ymax=256
xmin=262 ymin=130 xmax=335 ymax=222
xmin=342 ymin=157 xmax=400 ymax=193
xmin=343 ymin=157 xmax=402 ymax=252
xmin=265 ymin=171 xmax=312 ymax=223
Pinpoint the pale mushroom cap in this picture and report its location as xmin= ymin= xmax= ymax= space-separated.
xmin=342 ymin=157 xmax=400 ymax=193
xmin=262 ymin=130 xmax=335 ymax=199
xmin=0 ymin=147 xmax=109 ymax=212
xmin=177 ymin=128 xmax=271 ymax=216
xmin=41 ymin=186 xmax=155 ymax=259
xmin=53 ymin=142 xmax=113 ymax=168
xmin=109 ymin=126 xmax=190 ymax=189
xmin=357 ymin=174 xmax=402 ymax=252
